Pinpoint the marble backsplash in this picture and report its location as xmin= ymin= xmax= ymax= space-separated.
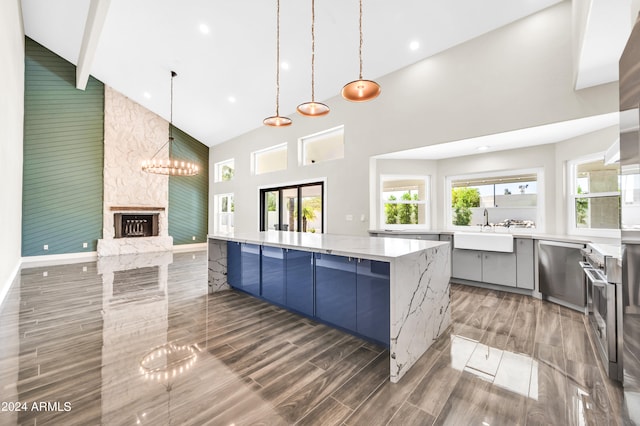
xmin=98 ymin=86 xmax=173 ymax=256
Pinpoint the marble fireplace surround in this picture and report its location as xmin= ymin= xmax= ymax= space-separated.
xmin=97 ymin=87 xmax=173 ymax=257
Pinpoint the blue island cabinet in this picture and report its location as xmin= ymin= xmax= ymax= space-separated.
xmin=284 ymin=249 xmax=314 ymax=317
xmin=356 ymin=259 xmax=390 ymax=345
xmin=261 ymin=246 xmax=285 ymax=304
xmin=315 ymin=253 xmax=357 ymax=332
xmin=226 ymin=241 xmax=261 ymax=297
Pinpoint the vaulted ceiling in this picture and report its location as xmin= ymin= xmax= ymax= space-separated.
xmin=21 ymin=0 xmax=632 ymax=147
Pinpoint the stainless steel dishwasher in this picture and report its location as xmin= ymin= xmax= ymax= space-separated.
xmin=538 ymin=240 xmax=587 ymax=312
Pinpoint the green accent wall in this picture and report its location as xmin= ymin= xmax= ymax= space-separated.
xmin=169 ymin=126 xmax=209 ymax=245
xmin=22 ymin=38 xmax=104 ymax=256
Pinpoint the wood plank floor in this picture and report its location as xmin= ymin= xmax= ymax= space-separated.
xmin=0 ymin=250 xmax=625 ymax=425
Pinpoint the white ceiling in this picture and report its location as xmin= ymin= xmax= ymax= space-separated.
xmin=21 ymin=0 xmax=631 ymax=151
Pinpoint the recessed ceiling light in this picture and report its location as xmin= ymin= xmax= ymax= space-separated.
xmin=228 ymin=96 xmax=236 ymax=103
xmin=280 ymin=62 xmax=289 ymax=70
xmin=143 ymin=92 xmax=151 ymax=99
xmin=199 ymin=24 xmax=210 ymax=34
xmin=409 ymin=41 xmax=420 ymax=51
xmin=477 ymin=145 xmax=490 ymax=151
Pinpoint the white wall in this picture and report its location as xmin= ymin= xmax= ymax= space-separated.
xmin=0 ymin=0 xmax=24 ymax=306
xmin=0 ymin=0 xmax=23 ymax=420
xmin=210 ymin=2 xmax=618 ymax=236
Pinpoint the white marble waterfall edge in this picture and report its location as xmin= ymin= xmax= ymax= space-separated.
xmin=390 ymin=244 xmax=451 ymax=383
xmin=208 ymin=239 xmax=230 ymax=292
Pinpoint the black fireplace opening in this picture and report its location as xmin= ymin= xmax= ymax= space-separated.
xmin=114 ymin=213 xmax=159 ymax=238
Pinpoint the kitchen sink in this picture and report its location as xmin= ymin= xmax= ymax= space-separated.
xmin=454 ymin=232 xmax=514 ymax=253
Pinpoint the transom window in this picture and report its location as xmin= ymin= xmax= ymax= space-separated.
xmin=252 ymin=143 xmax=287 ymax=175
xmin=299 ymin=125 xmax=344 ymax=166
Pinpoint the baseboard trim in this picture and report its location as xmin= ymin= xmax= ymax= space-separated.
xmin=0 ymin=259 xmax=22 ymax=313
xmin=173 ymin=243 xmax=207 ymax=252
xmin=21 ymin=251 xmax=98 ymax=268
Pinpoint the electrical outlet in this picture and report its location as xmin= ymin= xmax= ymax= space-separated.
xmin=82 ymin=242 xmax=88 ymax=248
xmin=42 ymin=271 xmax=48 ymax=277
xmin=82 ymin=266 xmax=87 ymax=272
xmin=346 ymin=214 xmax=353 ymax=221
xmin=43 ymin=244 xmax=48 ymax=250
xmin=192 ymin=236 xmax=196 ymax=241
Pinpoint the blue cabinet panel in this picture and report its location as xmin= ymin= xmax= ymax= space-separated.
xmin=315 ymin=253 xmax=357 ymax=332
xmin=262 ymin=246 xmax=285 ymax=304
xmin=227 ymin=241 xmax=242 ymax=288
xmin=285 ymin=249 xmax=314 ymax=316
xmin=241 ymin=243 xmax=261 ymax=296
xmin=357 ymin=260 xmax=390 ymax=345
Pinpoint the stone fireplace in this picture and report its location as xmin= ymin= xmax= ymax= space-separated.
xmin=97 ymin=87 xmax=173 ymax=256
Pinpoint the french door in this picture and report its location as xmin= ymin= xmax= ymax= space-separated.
xmin=260 ymin=182 xmax=324 ymax=233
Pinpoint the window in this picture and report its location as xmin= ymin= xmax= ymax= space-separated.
xmin=380 ymin=176 xmax=429 ymax=228
xmin=214 ymin=193 xmax=234 ymax=233
xmin=214 ymin=159 xmax=234 ymax=182
xmin=568 ymin=155 xmax=620 ymax=236
xmin=252 ymin=143 xmax=287 ymax=175
xmin=260 ymin=182 xmax=324 ymax=233
xmin=299 ymin=125 xmax=344 ymax=166
xmin=446 ymin=169 xmax=542 ymax=230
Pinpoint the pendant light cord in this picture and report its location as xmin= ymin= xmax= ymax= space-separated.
xmin=275 ymin=0 xmax=282 ymax=116
xmin=358 ymin=0 xmax=363 ymax=80
xmin=311 ymin=0 xmax=316 ymax=102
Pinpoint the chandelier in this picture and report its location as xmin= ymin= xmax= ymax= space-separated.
xmin=142 ymin=71 xmax=199 ymax=176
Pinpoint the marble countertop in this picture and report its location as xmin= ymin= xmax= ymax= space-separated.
xmin=208 ymin=231 xmax=448 ymax=262
xmin=368 ymin=229 xmax=621 ymax=245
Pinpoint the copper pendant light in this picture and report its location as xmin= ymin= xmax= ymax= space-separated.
xmin=142 ymin=71 xmax=199 ymax=176
xmin=341 ymin=0 xmax=380 ymax=102
xmin=297 ymin=0 xmax=329 ymax=117
xmin=264 ymin=0 xmax=292 ymax=127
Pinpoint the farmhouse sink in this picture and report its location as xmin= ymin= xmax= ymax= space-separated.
xmin=454 ymin=232 xmax=514 ymax=253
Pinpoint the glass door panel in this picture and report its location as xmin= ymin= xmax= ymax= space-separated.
xmin=282 ymin=188 xmax=298 ymax=232
xmin=264 ymin=190 xmax=280 ymax=231
xmin=301 ymin=184 xmax=323 ymax=233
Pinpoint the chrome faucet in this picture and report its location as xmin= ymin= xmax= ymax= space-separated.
xmin=483 ymin=208 xmax=489 ymax=226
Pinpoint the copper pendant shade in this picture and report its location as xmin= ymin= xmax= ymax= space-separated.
xmin=264 ymin=0 xmax=292 ymax=127
xmin=297 ymin=0 xmax=329 ymax=117
xmin=141 ymin=71 xmax=199 ymax=176
xmin=342 ymin=0 xmax=380 ymax=102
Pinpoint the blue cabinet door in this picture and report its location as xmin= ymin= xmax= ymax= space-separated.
xmin=285 ymin=249 xmax=314 ymax=316
xmin=356 ymin=259 xmax=390 ymax=346
xmin=315 ymin=253 xmax=357 ymax=332
xmin=241 ymin=243 xmax=261 ymax=296
xmin=227 ymin=241 xmax=242 ymax=289
xmin=262 ymin=246 xmax=285 ymax=304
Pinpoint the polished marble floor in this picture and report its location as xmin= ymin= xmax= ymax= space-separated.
xmin=0 ymin=250 xmax=625 ymax=425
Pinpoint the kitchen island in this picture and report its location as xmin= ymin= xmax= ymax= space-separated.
xmin=208 ymin=231 xmax=451 ymax=383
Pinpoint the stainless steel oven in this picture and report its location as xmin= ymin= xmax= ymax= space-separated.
xmin=581 ymin=246 xmax=623 ymax=382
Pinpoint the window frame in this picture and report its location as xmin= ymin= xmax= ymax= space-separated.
xmin=567 ymin=153 xmax=620 ymax=238
xmin=298 ymin=125 xmax=345 ymax=166
xmin=251 ymin=143 xmax=288 ymax=175
xmin=213 ymin=158 xmax=234 ymax=182
xmin=213 ymin=193 xmax=234 ymax=234
xmin=444 ymin=168 xmax=544 ymax=232
xmin=379 ymin=175 xmax=431 ymax=230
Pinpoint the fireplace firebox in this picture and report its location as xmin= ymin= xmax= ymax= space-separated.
xmin=114 ymin=213 xmax=159 ymax=238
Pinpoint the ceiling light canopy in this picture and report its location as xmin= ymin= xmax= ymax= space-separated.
xmin=297 ymin=0 xmax=330 ymax=117
xmin=264 ymin=0 xmax=292 ymax=127
xmin=342 ymin=0 xmax=380 ymax=102
xmin=142 ymin=71 xmax=199 ymax=176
